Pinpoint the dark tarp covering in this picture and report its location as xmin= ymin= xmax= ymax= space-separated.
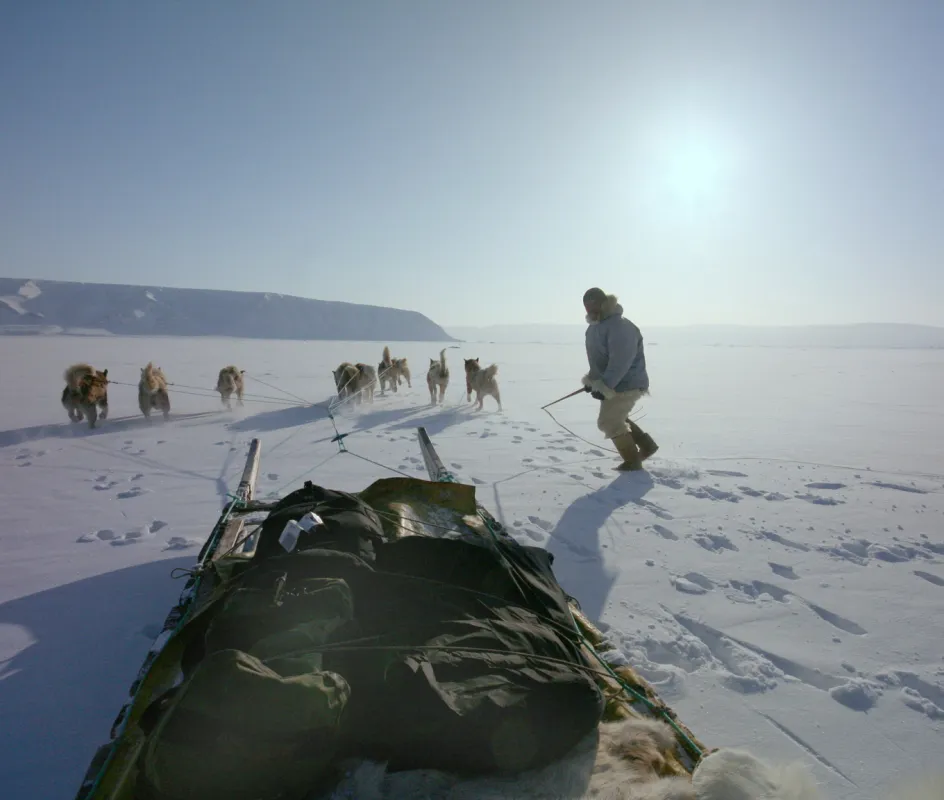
xmin=138 ymin=481 xmax=604 ymax=799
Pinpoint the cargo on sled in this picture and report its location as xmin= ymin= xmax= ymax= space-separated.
xmin=74 ymin=429 xmax=708 ymax=800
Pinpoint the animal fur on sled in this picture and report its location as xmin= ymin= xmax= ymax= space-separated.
xmin=61 ymin=363 xmax=109 ymax=429
xmin=333 ymin=361 xmax=377 ymax=405
xmin=138 ymin=362 xmax=171 ymax=420
xmin=463 ymin=357 xmax=502 ymax=411
xmin=426 ymin=348 xmax=449 ymax=405
xmin=378 ymin=345 xmax=411 ymax=394
xmin=322 ymin=716 xmax=944 ymax=800
xmin=216 ymin=365 xmax=245 ymax=409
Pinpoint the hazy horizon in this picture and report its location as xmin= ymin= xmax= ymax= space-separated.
xmin=3 ymin=2 xmax=943 ymax=328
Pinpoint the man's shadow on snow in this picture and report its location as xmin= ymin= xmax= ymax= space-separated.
xmin=547 ymin=470 xmax=655 ymax=624
xmin=0 ymin=557 xmax=193 ymax=800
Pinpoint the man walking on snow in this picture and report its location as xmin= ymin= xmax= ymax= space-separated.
xmin=581 ymin=287 xmax=659 ymax=471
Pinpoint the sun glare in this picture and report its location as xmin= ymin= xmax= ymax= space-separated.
xmin=664 ymin=139 xmax=724 ymax=201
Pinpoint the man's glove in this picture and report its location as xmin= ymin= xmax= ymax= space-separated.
xmin=590 ymin=390 xmax=605 ymax=400
xmin=588 ymin=378 xmax=616 ymax=400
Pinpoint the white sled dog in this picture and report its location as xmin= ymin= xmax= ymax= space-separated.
xmin=463 ymin=357 xmax=502 ymax=411
xmin=378 ymin=345 xmax=410 ymax=393
xmin=323 ymin=715 xmax=944 ymax=799
xmin=215 ymin=365 xmax=245 ymax=410
xmin=138 ymin=362 xmax=171 ymax=420
xmin=426 ymin=348 xmax=449 ymax=405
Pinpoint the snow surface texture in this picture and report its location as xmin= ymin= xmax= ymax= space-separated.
xmin=0 ymin=278 xmax=455 ymax=341
xmin=0 ymin=336 xmax=942 ymax=800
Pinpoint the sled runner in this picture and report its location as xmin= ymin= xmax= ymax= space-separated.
xmin=73 ymin=430 xmax=707 ymax=800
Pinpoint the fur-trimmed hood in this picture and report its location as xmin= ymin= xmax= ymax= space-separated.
xmin=586 ymin=293 xmax=623 ymax=325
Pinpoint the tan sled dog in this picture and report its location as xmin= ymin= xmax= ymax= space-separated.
xmin=426 ymin=349 xmax=449 ymax=405
xmin=138 ymin=362 xmax=171 ymax=420
xmin=333 ymin=362 xmax=376 ymax=405
xmin=61 ymin=363 xmax=109 ymax=429
xmin=378 ymin=345 xmax=411 ymax=393
xmin=216 ymin=365 xmax=245 ymax=409
xmin=463 ymin=357 xmax=502 ymax=411
xmin=353 ymin=363 xmax=377 ymax=404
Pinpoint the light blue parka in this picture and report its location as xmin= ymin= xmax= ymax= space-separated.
xmin=585 ymin=294 xmax=649 ymax=392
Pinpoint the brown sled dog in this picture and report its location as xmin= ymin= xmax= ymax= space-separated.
xmin=138 ymin=362 xmax=171 ymax=420
xmin=216 ymin=365 xmax=245 ymax=410
xmin=378 ymin=345 xmax=411 ymax=393
xmin=426 ymin=348 xmax=449 ymax=405
xmin=464 ymin=357 xmax=502 ymax=411
xmin=61 ymin=363 xmax=109 ymax=429
xmin=333 ymin=362 xmax=377 ymax=405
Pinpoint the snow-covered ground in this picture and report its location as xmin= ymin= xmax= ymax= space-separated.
xmin=0 ymin=335 xmax=941 ymax=800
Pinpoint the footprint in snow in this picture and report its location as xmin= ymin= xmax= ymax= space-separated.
xmin=692 ymin=532 xmax=739 ymax=552
xmin=528 ymin=516 xmax=554 ymax=532
xmin=650 ymin=524 xmax=679 ymax=541
xmin=805 ymin=482 xmax=845 ymax=490
xmin=569 ymin=474 xmax=585 ymax=481
xmin=471 ymin=477 xmax=486 ymax=485
xmin=130 ymin=473 xmax=144 ymax=482
xmin=706 ymin=470 xmax=749 ymax=478
xmin=117 ymin=486 xmax=150 ymax=500
xmin=586 ymin=449 xmax=605 ymax=457
xmin=150 ymin=520 xmax=168 ymax=532
xmin=77 ymin=529 xmax=118 ymax=543
xmin=521 ymin=528 xmax=546 ymax=543
xmin=164 ymin=536 xmax=203 ymax=551
xmin=768 ymin=562 xmax=799 ymax=580
xmin=450 ymin=462 xmax=463 ymax=470
xmin=795 ymin=492 xmax=844 ymax=506
xmin=94 ymin=481 xmax=121 ymax=491
xmin=267 ymin=473 xmax=279 ymax=481
xmin=686 ymin=486 xmax=741 ymax=503
xmin=671 ymin=573 xmax=716 ymax=595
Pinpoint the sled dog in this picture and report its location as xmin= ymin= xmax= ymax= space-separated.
xmin=333 ymin=362 xmax=376 ymax=405
xmin=138 ymin=362 xmax=171 ymax=420
xmin=463 ymin=357 xmax=501 ymax=411
xmin=378 ymin=345 xmax=410 ymax=393
xmin=426 ymin=349 xmax=449 ymax=405
xmin=61 ymin=363 xmax=109 ymax=429
xmin=216 ymin=365 xmax=245 ymax=410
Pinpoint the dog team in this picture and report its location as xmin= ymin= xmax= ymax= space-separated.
xmin=332 ymin=345 xmax=502 ymax=410
xmin=60 ymin=346 xmax=502 ymax=430
xmin=60 ymin=362 xmax=246 ymax=429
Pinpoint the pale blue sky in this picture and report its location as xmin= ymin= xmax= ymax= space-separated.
xmin=2 ymin=1 xmax=943 ymax=328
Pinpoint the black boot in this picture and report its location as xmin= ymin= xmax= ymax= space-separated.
xmin=628 ymin=419 xmax=659 ymax=461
